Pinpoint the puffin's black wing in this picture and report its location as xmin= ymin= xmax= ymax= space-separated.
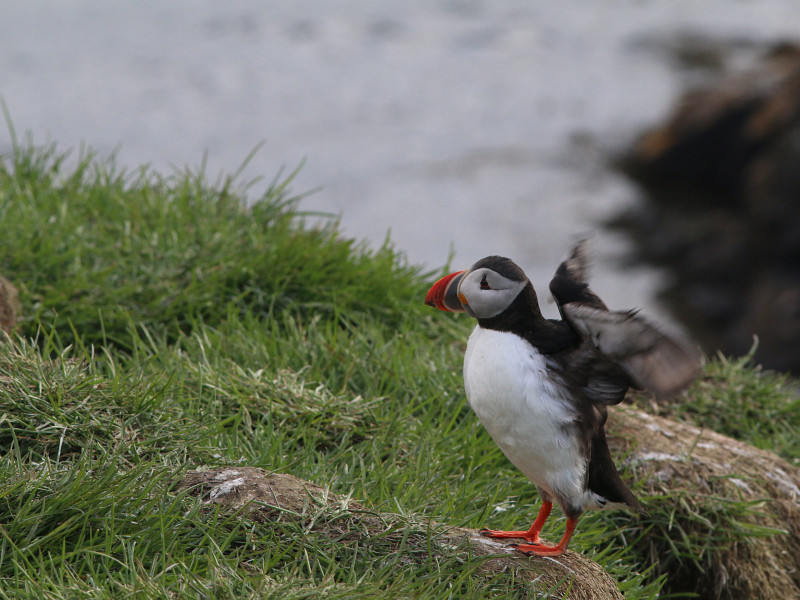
xmin=549 ymin=240 xmax=629 ymax=406
xmin=562 ymin=304 xmax=701 ymax=399
xmin=549 ymin=239 xmax=607 ymax=314
xmin=551 ymin=240 xmax=701 ymax=399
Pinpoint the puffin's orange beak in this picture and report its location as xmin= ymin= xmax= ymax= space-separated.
xmin=425 ymin=270 xmax=467 ymax=312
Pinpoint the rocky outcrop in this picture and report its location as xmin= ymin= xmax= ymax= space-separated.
xmin=617 ymin=42 xmax=800 ymax=372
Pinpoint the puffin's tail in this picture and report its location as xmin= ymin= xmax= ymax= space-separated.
xmin=588 ymin=427 xmax=648 ymax=516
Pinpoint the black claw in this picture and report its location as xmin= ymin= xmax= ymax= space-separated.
xmin=509 ymin=544 xmax=533 ymax=556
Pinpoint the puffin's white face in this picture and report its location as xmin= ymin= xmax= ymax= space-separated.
xmin=458 ymin=267 xmax=527 ymax=319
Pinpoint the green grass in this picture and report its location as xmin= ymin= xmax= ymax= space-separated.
xmin=0 ymin=139 xmax=796 ymax=598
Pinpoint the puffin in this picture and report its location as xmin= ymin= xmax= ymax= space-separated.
xmin=424 ymin=241 xmax=700 ymax=556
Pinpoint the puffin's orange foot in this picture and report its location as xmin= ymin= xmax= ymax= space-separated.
xmin=479 ymin=501 xmax=553 ymax=545
xmin=480 ymin=528 xmax=541 ymax=544
xmin=510 ymin=516 xmax=578 ymax=557
xmin=510 ymin=542 xmax=567 ymax=557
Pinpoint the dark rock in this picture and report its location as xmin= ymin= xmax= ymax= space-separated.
xmin=741 ymin=272 xmax=800 ymax=372
xmin=615 ymin=42 xmax=800 ymax=372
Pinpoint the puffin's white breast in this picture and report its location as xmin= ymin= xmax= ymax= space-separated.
xmin=463 ymin=326 xmax=587 ymax=504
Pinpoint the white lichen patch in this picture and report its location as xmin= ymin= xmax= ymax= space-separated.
xmin=729 ymin=478 xmax=754 ymax=495
xmin=643 ymin=421 xmax=676 ymax=439
xmin=212 ymin=468 xmax=242 ymax=481
xmin=632 ymin=452 xmax=683 ymax=463
xmin=208 ymin=476 xmax=247 ymax=501
xmin=765 ymin=468 xmax=800 ymax=499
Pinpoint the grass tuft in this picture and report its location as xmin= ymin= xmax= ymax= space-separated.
xmin=0 ymin=139 xmax=424 ymax=354
xmin=0 ymin=336 xmax=203 ymax=465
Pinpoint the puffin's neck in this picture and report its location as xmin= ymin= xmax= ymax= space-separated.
xmin=477 ymin=282 xmax=577 ymax=355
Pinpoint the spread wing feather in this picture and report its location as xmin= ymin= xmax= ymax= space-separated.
xmin=550 ymin=240 xmax=701 ymax=400
xmin=563 ymin=304 xmax=701 ymax=398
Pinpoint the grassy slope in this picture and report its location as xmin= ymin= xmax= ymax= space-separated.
xmin=0 ymin=142 xmax=797 ymax=599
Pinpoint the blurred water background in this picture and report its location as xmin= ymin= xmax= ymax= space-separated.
xmin=3 ymin=1 xmax=800 ymax=321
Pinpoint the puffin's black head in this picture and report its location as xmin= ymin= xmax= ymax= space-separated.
xmin=470 ymin=256 xmax=527 ymax=283
xmin=425 ymin=255 xmax=529 ymax=319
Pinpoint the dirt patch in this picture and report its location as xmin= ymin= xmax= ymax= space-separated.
xmin=177 ymin=467 xmax=624 ymax=600
xmin=0 ymin=275 xmax=20 ymax=335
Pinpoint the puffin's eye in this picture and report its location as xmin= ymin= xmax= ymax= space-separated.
xmin=480 ymin=275 xmax=491 ymax=290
